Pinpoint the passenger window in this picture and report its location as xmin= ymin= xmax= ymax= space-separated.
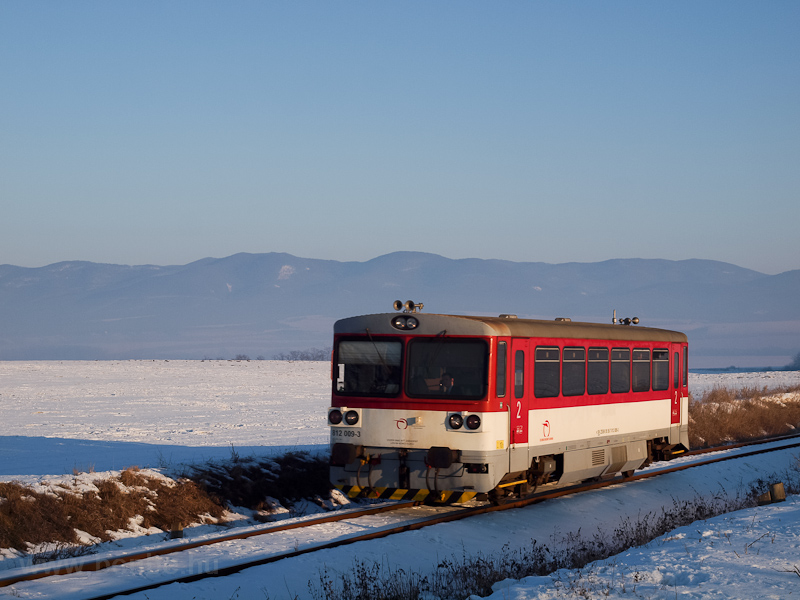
xmin=496 ymin=342 xmax=507 ymax=397
xmin=514 ymin=350 xmax=524 ymax=399
xmin=562 ymin=347 xmax=585 ymax=396
xmin=652 ymin=349 xmax=669 ymax=391
xmin=534 ymin=347 xmax=560 ymax=398
xmin=588 ymin=347 xmax=609 ymax=394
xmin=611 ymin=348 xmax=630 ymax=393
xmin=632 ymin=349 xmax=651 ymax=392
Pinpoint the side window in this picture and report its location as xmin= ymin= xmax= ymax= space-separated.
xmin=534 ymin=347 xmax=560 ymax=398
xmin=673 ymin=351 xmax=680 ymax=389
xmin=632 ymin=349 xmax=651 ymax=392
xmin=653 ymin=349 xmax=669 ymax=391
xmin=611 ymin=348 xmax=630 ymax=393
xmin=683 ymin=346 xmax=689 ymax=387
xmin=496 ymin=342 xmax=507 ymax=397
xmin=514 ymin=350 xmax=524 ymax=399
xmin=588 ymin=347 xmax=609 ymax=394
xmin=562 ymin=347 xmax=585 ymax=396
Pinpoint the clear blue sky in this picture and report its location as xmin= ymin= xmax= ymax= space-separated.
xmin=2 ymin=1 xmax=798 ymax=274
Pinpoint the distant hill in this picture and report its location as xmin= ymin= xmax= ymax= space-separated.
xmin=1 ymin=252 xmax=798 ymax=368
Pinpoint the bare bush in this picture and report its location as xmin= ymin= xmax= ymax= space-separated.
xmin=309 ymin=492 xmax=755 ymax=600
xmin=31 ymin=542 xmax=97 ymax=564
xmin=689 ymin=384 xmax=800 ymax=448
xmin=689 ymin=386 xmax=800 ymax=448
xmin=272 ymin=347 xmax=331 ymax=361
xmin=189 ymin=451 xmax=330 ymax=516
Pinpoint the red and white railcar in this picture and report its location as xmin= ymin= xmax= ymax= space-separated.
xmin=328 ymin=305 xmax=689 ymax=503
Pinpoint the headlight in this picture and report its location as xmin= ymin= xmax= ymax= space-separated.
xmin=448 ymin=413 xmax=464 ymax=429
xmin=328 ymin=409 xmax=343 ymax=425
xmin=465 ymin=414 xmax=481 ymax=430
xmin=390 ymin=316 xmax=421 ymax=330
xmin=344 ymin=410 xmax=359 ymax=425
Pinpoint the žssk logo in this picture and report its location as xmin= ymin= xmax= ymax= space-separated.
xmin=395 ymin=418 xmax=409 ymax=429
xmin=543 ymin=420 xmax=551 ymax=438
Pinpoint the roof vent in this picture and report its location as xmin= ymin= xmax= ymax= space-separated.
xmin=555 ymin=317 xmax=572 ymax=322
xmin=499 ymin=314 xmax=517 ymax=319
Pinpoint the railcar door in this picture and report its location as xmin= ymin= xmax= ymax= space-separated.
xmin=510 ymin=339 xmax=529 ymax=445
xmin=671 ymin=343 xmax=682 ymax=424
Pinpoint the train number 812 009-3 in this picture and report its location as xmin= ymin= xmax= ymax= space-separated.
xmin=332 ymin=429 xmax=361 ymax=438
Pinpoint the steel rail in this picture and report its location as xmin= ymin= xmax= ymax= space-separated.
xmin=0 ymin=499 xmax=420 ymax=588
xmin=5 ymin=434 xmax=800 ymax=599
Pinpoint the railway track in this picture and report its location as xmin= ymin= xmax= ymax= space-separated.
xmin=3 ymin=434 xmax=800 ymax=600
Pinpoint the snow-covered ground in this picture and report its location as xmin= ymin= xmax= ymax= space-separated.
xmin=0 ymin=360 xmax=331 ymax=477
xmin=2 ymin=361 xmax=800 ymax=599
xmin=479 ymin=497 xmax=800 ymax=600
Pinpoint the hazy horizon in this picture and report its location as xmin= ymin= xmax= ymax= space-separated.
xmin=2 ymin=249 xmax=797 ymax=277
xmin=2 ymin=2 xmax=799 ymax=275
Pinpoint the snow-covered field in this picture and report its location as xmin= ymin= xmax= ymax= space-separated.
xmin=689 ymin=369 xmax=800 ymax=397
xmin=0 ymin=360 xmax=331 ymax=477
xmin=2 ymin=361 xmax=800 ymax=599
xmin=479 ymin=498 xmax=800 ymax=600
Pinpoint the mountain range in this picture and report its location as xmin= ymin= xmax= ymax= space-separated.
xmin=1 ymin=252 xmax=798 ymax=368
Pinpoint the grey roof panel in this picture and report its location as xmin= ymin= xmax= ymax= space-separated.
xmin=334 ymin=313 xmax=687 ymax=343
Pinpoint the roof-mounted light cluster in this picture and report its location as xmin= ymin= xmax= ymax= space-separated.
xmin=392 ymin=300 xmax=423 ymax=330
xmin=391 ymin=315 xmax=419 ymax=330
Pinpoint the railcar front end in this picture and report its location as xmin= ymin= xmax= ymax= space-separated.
xmin=329 ymin=312 xmax=505 ymax=502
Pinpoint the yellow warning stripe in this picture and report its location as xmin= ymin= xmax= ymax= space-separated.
xmin=336 ymin=485 xmax=476 ymax=504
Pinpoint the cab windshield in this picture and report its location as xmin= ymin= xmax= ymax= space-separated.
xmin=333 ymin=337 xmax=489 ymax=400
xmin=406 ymin=338 xmax=488 ymax=400
xmin=335 ymin=339 xmax=402 ymax=396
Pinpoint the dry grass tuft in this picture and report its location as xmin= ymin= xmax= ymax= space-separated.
xmin=0 ymin=482 xmax=78 ymax=550
xmin=1 ymin=452 xmax=331 ymax=554
xmin=0 ymin=468 xmax=225 ymax=551
xmin=689 ymin=384 xmax=800 ymax=448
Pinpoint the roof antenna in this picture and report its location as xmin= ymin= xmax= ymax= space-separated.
xmin=613 ymin=310 xmax=639 ymax=325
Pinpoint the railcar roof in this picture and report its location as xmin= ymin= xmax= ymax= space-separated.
xmin=334 ymin=313 xmax=688 ymax=343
